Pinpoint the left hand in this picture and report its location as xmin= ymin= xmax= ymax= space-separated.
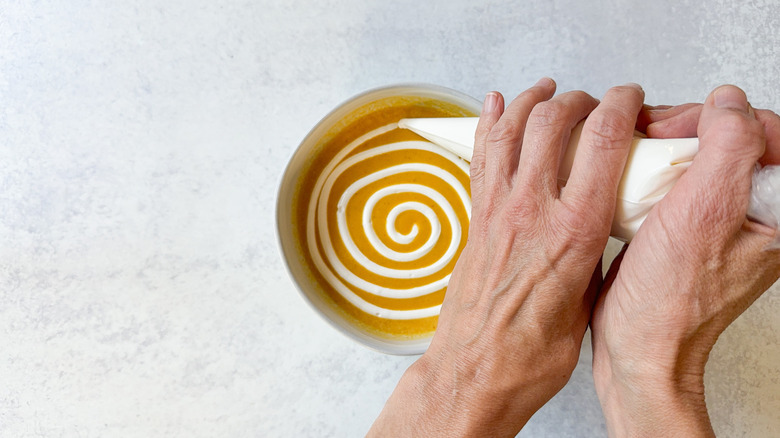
xmin=369 ymin=79 xmax=645 ymax=437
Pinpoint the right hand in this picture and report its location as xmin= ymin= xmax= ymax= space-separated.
xmin=591 ymin=85 xmax=780 ymax=437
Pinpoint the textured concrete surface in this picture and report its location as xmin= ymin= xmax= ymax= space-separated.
xmin=1 ymin=0 xmax=779 ymax=436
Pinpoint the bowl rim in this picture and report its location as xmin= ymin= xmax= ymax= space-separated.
xmin=275 ymin=83 xmax=482 ymax=355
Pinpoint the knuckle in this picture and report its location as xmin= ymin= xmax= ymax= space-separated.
xmin=469 ymin=157 xmax=486 ymax=183
xmin=553 ymin=200 xmax=608 ymax=248
xmin=564 ymin=90 xmax=594 ymax=104
xmin=717 ymin=111 xmax=763 ymax=137
xmin=584 ymin=111 xmax=634 ymax=149
xmin=486 ymin=120 xmax=523 ymax=146
xmin=517 ymin=83 xmax=554 ymax=103
xmin=757 ymin=108 xmax=780 ymax=130
xmin=605 ymin=84 xmax=644 ymax=100
xmin=706 ymin=112 xmax=765 ymax=154
xmin=528 ymin=100 xmax=571 ymax=130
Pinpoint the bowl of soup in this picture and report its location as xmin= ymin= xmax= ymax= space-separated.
xmin=276 ymin=84 xmax=480 ymax=354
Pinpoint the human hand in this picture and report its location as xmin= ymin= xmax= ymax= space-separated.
xmin=368 ymin=79 xmax=645 ymax=437
xmin=591 ymin=85 xmax=780 ymax=437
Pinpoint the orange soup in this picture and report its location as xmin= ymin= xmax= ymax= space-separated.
xmin=291 ymin=95 xmax=476 ymax=340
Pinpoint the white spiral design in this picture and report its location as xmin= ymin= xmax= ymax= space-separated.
xmin=306 ymin=123 xmax=471 ymax=320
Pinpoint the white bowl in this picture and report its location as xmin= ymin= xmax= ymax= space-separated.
xmin=276 ymin=84 xmax=481 ymax=355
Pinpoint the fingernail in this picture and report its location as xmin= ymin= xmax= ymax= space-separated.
xmin=647 ymin=109 xmax=667 ymax=115
xmin=713 ymin=85 xmax=748 ymax=112
xmin=623 ymin=82 xmax=643 ymax=91
xmin=483 ymin=92 xmax=500 ymax=113
xmin=535 ymin=77 xmax=555 ymax=88
xmin=647 ymin=105 xmax=672 ymax=113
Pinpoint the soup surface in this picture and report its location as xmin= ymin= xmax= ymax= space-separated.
xmin=293 ymin=95 xmax=476 ymax=339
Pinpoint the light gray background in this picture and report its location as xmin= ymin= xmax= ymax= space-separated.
xmin=2 ymin=1 xmax=779 ymax=436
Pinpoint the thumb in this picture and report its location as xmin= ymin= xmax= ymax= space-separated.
xmin=696 ymin=85 xmax=764 ymax=181
xmin=657 ymin=86 xmax=765 ymax=239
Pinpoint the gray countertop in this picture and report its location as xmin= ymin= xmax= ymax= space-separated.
xmin=2 ymin=1 xmax=779 ymax=436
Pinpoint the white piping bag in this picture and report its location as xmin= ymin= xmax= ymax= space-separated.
xmin=399 ymin=117 xmax=780 ymax=245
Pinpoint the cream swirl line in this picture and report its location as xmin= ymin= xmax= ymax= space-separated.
xmin=307 ymin=123 xmax=471 ymax=320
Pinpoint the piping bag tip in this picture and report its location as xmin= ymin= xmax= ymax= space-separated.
xmin=398 ymin=117 xmax=479 ymax=162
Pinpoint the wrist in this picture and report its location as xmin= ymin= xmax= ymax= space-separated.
xmin=369 ymin=345 xmax=552 ymax=437
xmin=399 ymin=350 xmax=532 ymax=437
xmin=593 ymin=350 xmax=713 ymax=437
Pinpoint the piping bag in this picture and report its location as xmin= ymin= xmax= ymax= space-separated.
xmin=398 ymin=117 xmax=780 ymax=246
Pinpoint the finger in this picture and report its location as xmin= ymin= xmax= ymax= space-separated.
xmin=644 ymin=103 xmax=701 ymax=123
xmin=471 ymin=91 xmax=505 ymax=207
xmin=756 ymin=108 xmax=780 ymax=166
xmin=696 ymin=85 xmax=764 ymax=171
xmin=661 ymin=85 xmax=765 ymax=237
xmin=636 ymin=104 xmax=665 ymax=133
xmin=561 ymin=84 xmax=645 ymax=220
xmin=636 ymin=104 xmax=676 ymax=133
xmin=514 ymin=90 xmax=599 ymax=197
xmin=483 ymin=78 xmax=556 ymax=193
xmin=646 ymin=104 xmax=702 ymax=138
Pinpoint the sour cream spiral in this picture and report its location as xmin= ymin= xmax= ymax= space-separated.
xmin=306 ymin=123 xmax=471 ymax=320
